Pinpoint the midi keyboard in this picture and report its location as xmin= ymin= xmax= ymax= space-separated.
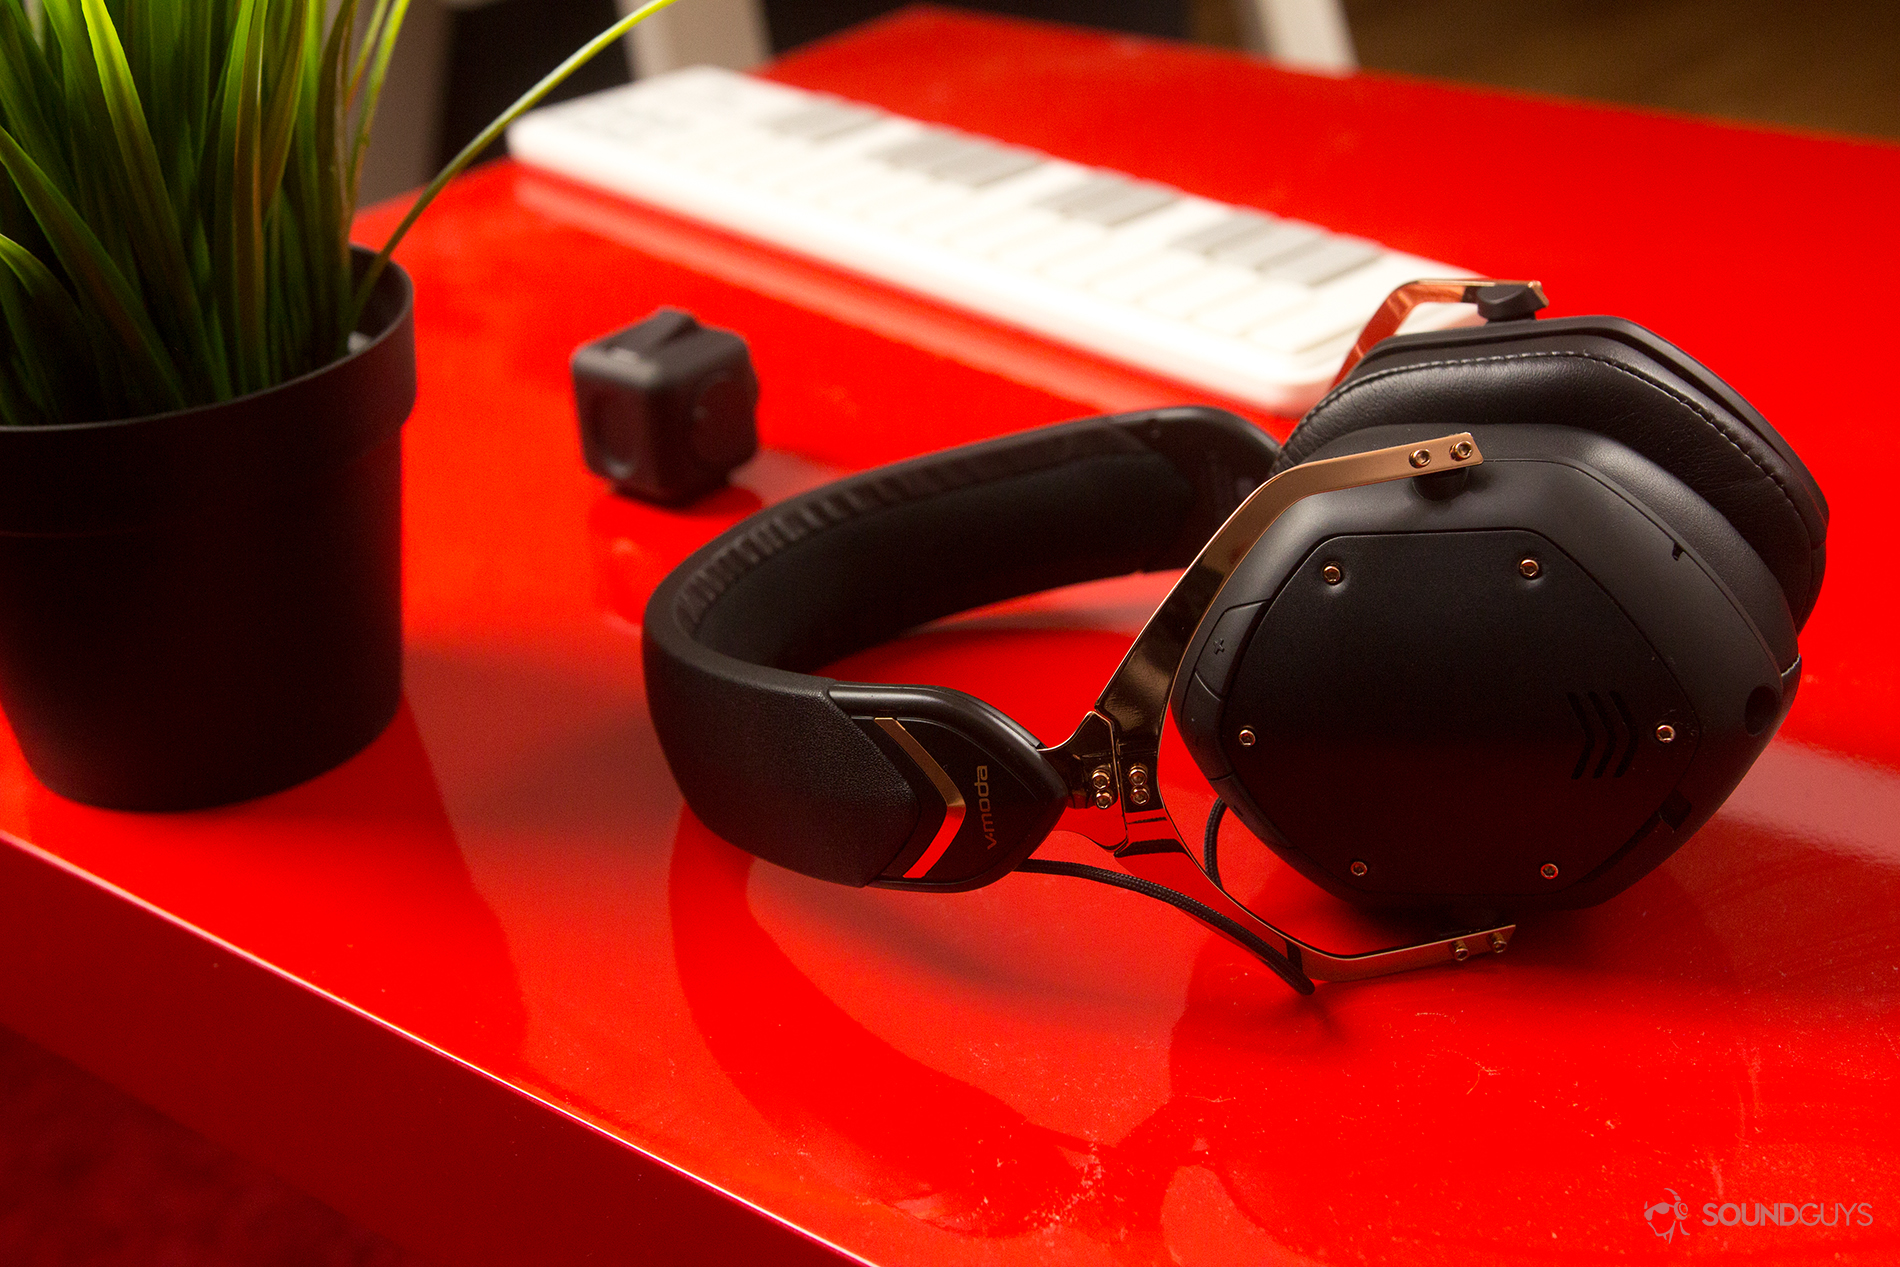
xmin=508 ymin=66 xmax=1475 ymax=414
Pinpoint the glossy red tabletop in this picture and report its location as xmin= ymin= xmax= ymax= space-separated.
xmin=4 ymin=11 xmax=1898 ymax=1264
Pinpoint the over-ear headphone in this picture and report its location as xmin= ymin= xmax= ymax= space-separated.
xmin=642 ymin=281 xmax=1827 ymax=993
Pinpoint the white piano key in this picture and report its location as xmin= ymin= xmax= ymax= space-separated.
xmin=902 ymin=164 xmax=1092 ymax=239
xmin=873 ymin=133 xmax=980 ymax=170
xmin=1246 ymin=297 xmax=1371 ymax=354
xmin=766 ymin=101 xmax=882 ymax=142
xmin=856 ymin=181 xmax=974 ymax=227
xmin=654 ymin=123 xmax=776 ymax=169
xmin=1041 ymin=176 xmax=1176 ymax=227
xmin=989 ymin=222 xmax=1111 ymax=269
xmin=1089 ymin=251 xmax=1206 ymax=301
xmin=1262 ymin=236 xmax=1384 ymax=286
xmin=1139 ymin=265 xmax=1260 ymax=317
xmin=770 ymin=155 xmax=891 ymax=201
xmin=1037 ymin=202 xmax=1231 ymax=285
xmin=730 ymin=141 xmax=837 ymax=186
xmin=1212 ymin=220 xmax=1324 ymax=269
xmin=1172 ymin=211 xmax=1273 ymax=255
xmin=1191 ymin=281 xmax=1313 ymax=335
xmin=816 ymin=169 xmax=933 ymax=214
xmin=814 ymin=116 xmax=926 ymax=151
xmin=930 ymin=146 xmax=1041 ymax=188
xmin=945 ymin=207 xmax=1065 ymax=255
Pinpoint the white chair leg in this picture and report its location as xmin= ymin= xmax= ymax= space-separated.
xmin=1238 ymin=0 xmax=1358 ymax=73
xmin=618 ymin=0 xmax=770 ymax=78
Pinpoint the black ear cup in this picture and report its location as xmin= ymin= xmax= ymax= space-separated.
xmin=1276 ymin=316 xmax=1828 ymax=629
xmin=1169 ymin=320 xmax=1825 ymax=918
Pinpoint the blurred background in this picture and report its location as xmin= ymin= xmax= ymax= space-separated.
xmin=5 ymin=2 xmax=1896 ymax=1264
xmin=357 ymin=0 xmax=1900 ymax=202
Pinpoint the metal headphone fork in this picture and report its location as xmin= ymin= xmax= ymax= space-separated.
xmin=1332 ymin=278 xmax=1549 ymax=387
xmin=1035 ymin=432 xmax=1516 ymax=983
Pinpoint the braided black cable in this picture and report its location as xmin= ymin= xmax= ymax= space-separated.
xmin=1015 ymin=855 xmax=1315 ymax=994
xmin=1203 ymin=796 xmax=1227 ymax=888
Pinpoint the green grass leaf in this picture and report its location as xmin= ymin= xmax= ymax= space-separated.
xmin=0 ymin=228 xmax=96 ymax=420
xmin=255 ymin=0 xmax=305 ymax=224
xmin=0 ymin=0 xmax=74 ymax=196
xmin=38 ymin=0 xmax=139 ymax=276
xmin=299 ymin=0 xmax=354 ymax=358
xmin=0 ymin=121 xmax=183 ymax=411
xmin=216 ymin=0 xmax=268 ymax=393
xmin=347 ymin=0 xmax=392 ymax=112
xmin=78 ymin=0 xmax=227 ymax=399
xmin=0 ymin=226 xmax=86 ymax=346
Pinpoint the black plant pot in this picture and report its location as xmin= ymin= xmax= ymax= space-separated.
xmin=0 ymin=252 xmax=416 ymax=811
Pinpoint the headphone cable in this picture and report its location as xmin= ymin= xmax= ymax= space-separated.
xmin=1016 ymin=800 xmax=1315 ymax=994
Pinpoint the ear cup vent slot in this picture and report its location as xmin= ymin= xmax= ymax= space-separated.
xmin=1610 ymin=691 xmax=1639 ymax=777
xmin=1568 ymin=691 xmax=1636 ymax=779
xmin=1590 ymin=692 xmax=1618 ymax=778
xmin=1567 ymin=692 xmax=1595 ymax=779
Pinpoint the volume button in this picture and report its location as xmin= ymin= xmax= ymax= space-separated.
xmin=1179 ymin=674 xmax=1231 ymax=779
xmin=1193 ymin=602 xmax=1264 ymax=698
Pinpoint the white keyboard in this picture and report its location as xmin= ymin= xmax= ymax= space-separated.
xmin=508 ymin=67 xmax=1475 ymax=414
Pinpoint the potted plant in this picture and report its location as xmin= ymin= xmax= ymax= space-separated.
xmin=0 ymin=0 xmax=679 ymax=809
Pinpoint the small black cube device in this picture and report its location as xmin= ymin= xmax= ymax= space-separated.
xmin=572 ymin=309 xmax=759 ymax=504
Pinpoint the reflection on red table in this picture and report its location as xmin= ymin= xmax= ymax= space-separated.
xmin=3 ymin=10 xmax=1898 ymax=1265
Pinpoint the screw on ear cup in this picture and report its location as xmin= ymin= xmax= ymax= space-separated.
xmin=1276 ymin=317 xmax=1827 ymax=629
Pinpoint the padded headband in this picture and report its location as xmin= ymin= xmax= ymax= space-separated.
xmin=644 ymin=406 xmax=1280 ymax=887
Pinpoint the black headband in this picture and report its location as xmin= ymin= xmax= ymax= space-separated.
xmin=642 ymin=406 xmax=1280 ymax=889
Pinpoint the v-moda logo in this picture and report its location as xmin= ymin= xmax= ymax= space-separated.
xmin=973 ymin=765 xmax=998 ymax=849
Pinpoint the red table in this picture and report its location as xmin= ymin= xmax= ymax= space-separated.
xmin=4 ymin=10 xmax=1898 ymax=1264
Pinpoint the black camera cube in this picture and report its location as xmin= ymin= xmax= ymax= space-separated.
xmin=572 ymin=309 xmax=759 ymax=504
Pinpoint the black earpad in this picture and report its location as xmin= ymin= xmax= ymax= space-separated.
xmin=1275 ymin=317 xmax=1829 ymax=629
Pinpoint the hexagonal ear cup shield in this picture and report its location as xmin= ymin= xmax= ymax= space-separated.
xmin=1274 ymin=315 xmax=1829 ymax=629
